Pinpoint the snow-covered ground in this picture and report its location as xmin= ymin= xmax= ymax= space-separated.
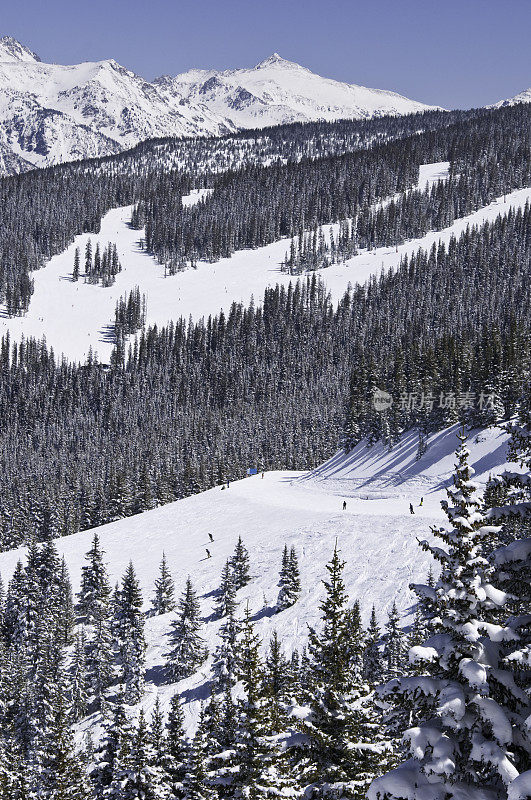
xmin=2 ymin=163 xmax=529 ymax=363
xmin=0 ymin=423 xmax=516 ymax=737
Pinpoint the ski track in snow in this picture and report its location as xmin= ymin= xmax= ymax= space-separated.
xmin=0 ymin=422 xmax=517 ymax=739
xmin=3 ymin=163 xmax=530 ymax=363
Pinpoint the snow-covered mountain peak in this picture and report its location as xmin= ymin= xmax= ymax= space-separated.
xmin=489 ymin=87 xmax=531 ymax=108
xmin=0 ymin=35 xmax=41 ymax=63
xmin=254 ymin=53 xmax=305 ymax=70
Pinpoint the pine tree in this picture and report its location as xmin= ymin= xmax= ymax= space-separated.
xmin=214 ymin=558 xmax=237 ymax=618
xmin=109 ymin=708 xmax=165 ymax=800
xmin=114 ymin=561 xmax=146 ymax=703
xmin=164 ymin=693 xmax=189 ymax=799
xmin=3 ymin=560 xmax=27 ymax=651
xmin=77 ymin=533 xmax=112 ymax=626
xmin=363 ymin=606 xmax=384 ymax=686
xmin=91 ymin=694 xmax=131 ymax=797
xmin=299 ymin=546 xmax=394 ymax=798
xmin=345 ymin=599 xmax=365 ymax=682
xmin=73 ymin=247 xmax=80 ymax=282
xmin=184 ymin=704 xmax=218 ymax=800
xmin=40 ymin=692 xmax=91 ymax=799
xmin=370 ymin=433 xmax=529 ymax=800
xmin=166 ymin=577 xmax=207 ymax=681
xmin=71 ymin=629 xmax=89 ymax=722
xmin=230 ymin=605 xmax=281 ymax=799
xmin=152 ymin=552 xmax=175 ymax=615
xmin=262 ymin=630 xmax=290 ymax=731
xmin=230 ymin=536 xmax=250 ymax=590
xmin=383 ymin=601 xmax=406 ymax=680
xmin=212 ymin=611 xmax=241 ymax=690
xmin=85 ymin=613 xmax=115 ymax=710
xmin=276 ymin=544 xmax=301 ymax=611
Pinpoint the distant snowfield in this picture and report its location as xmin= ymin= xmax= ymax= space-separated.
xmin=0 ymin=422 xmax=516 ymax=738
xmin=2 ymin=164 xmax=530 ymax=363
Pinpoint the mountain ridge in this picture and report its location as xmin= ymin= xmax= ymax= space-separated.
xmin=0 ymin=37 xmax=441 ymax=174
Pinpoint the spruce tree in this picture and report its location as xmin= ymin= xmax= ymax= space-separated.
xmin=77 ymin=533 xmax=112 ymax=626
xmin=212 ymin=611 xmax=241 ymax=691
xmin=114 ymin=561 xmax=146 ymax=703
xmin=164 ymin=693 xmax=189 ymax=799
xmin=230 ymin=537 xmax=250 ymax=590
xmin=214 ymin=558 xmax=237 ymax=619
xmin=166 ymin=577 xmax=207 ymax=681
xmin=299 ymin=546 xmax=394 ymax=798
xmin=230 ymin=606 xmax=281 ymax=799
xmin=152 ymin=552 xmax=175 ymax=615
xmin=370 ymin=434 xmax=530 ymax=800
xmin=276 ymin=544 xmax=301 ymax=611
xmin=363 ymin=606 xmax=384 ymax=686
xmin=383 ymin=601 xmax=406 ymax=680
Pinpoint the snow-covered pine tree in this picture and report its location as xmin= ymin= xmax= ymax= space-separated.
xmin=363 ymin=606 xmax=384 ymax=686
xmin=183 ymin=703 xmax=218 ymax=800
xmin=370 ymin=433 xmax=528 ymax=800
xmin=56 ymin=557 xmax=75 ymax=647
xmin=262 ymin=630 xmax=292 ymax=733
xmin=71 ymin=629 xmax=89 ymax=722
xmin=383 ymin=601 xmax=407 ymax=680
xmin=345 ymin=599 xmax=365 ymax=683
xmin=152 ymin=552 xmax=175 ymax=615
xmin=212 ymin=611 xmax=241 ymax=691
xmin=230 ymin=536 xmax=251 ymax=590
xmin=166 ymin=577 xmax=207 ymax=682
xmin=276 ymin=544 xmax=301 ymax=612
xmin=39 ymin=691 xmax=91 ymax=799
xmin=214 ymin=558 xmax=237 ymax=619
xmin=91 ymin=694 xmax=131 ymax=798
xmin=299 ymin=545 xmax=395 ymax=799
xmin=114 ymin=561 xmax=146 ymax=703
xmin=109 ymin=708 xmax=168 ymax=800
xmin=229 ymin=605 xmax=284 ymax=799
xmin=164 ymin=693 xmax=189 ymax=799
xmin=2 ymin=560 xmax=27 ymax=651
xmin=85 ymin=611 xmax=115 ymax=710
xmin=77 ymin=533 xmax=112 ymax=626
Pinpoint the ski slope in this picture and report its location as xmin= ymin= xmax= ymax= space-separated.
xmin=2 ymin=163 xmax=530 ymax=363
xmin=0 ymin=423 xmax=517 ymax=739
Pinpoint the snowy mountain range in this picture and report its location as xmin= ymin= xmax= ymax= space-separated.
xmin=0 ymin=36 xmax=440 ymax=173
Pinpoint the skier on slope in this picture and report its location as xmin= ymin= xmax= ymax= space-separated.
xmin=343 ymin=500 xmax=347 ymax=511
xmin=209 ymin=533 xmax=214 ymax=542
xmin=206 ymin=548 xmax=211 ymax=559
xmin=409 ymin=503 xmax=415 ymax=514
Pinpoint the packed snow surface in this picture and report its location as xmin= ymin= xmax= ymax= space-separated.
xmin=2 ymin=163 xmax=530 ymax=363
xmin=0 ymin=423 xmax=516 ymax=738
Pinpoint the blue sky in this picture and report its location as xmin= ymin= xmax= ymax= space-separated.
xmin=3 ymin=0 xmax=530 ymax=108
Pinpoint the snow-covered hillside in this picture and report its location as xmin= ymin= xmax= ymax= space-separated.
xmin=0 ymin=423 xmax=516 ymax=738
xmin=0 ymin=36 xmax=440 ymax=173
xmin=3 ymin=162 xmax=530 ymax=364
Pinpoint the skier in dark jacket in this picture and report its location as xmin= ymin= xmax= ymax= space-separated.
xmin=343 ymin=500 xmax=347 ymax=511
xmin=209 ymin=533 xmax=214 ymax=542
xmin=409 ymin=503 xmax=415 ymax=514
xmin=206 ymin=549 xmax=211 ymax=558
